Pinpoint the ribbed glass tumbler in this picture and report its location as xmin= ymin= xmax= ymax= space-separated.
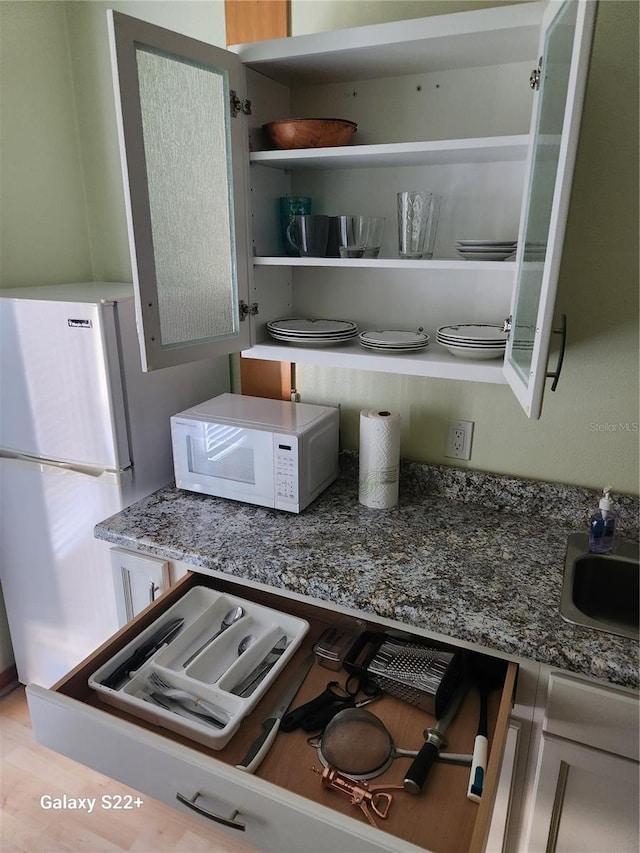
xmin=397 ymin=191 xmax=432 ymax=259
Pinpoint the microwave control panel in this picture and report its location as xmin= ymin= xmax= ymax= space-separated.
xmin=273 ymin=434 xmax=298 ymax=506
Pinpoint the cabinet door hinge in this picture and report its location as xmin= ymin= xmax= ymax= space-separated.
xmin=530 ymin=57 xmax=542 ymax=91
xmin=239 ymin=300 xmax=259 ymax=321
xmin=230 ymin=90 xmax=252 ymax=117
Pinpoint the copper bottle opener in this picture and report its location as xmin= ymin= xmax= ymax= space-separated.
xmin=312 ymin=765 xmax=404 ymax=827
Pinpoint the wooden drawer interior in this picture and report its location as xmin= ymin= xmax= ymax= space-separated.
xmin=53 ymin=572 xmax=517 ymax=853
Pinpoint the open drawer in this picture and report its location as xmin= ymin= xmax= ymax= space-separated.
xmin=27 ymin=571 xmax=518 ymax=853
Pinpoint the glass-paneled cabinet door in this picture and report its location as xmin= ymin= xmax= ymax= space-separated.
xmin=108 ymin=12 xmax=252 ymax=371
xmin=503 ymin=0 xmax=597 ymax=418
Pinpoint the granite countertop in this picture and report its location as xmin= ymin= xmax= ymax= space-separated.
xmin=96 ymin=454 xmax=639 ymax=689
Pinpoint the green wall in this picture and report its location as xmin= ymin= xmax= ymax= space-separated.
xmin=0 ymin=1 xmax=93 ymax=285
xmin=1 ymin=0 xmax=637 ymax=494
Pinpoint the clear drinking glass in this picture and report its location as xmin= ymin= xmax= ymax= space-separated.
xmin=397 ymin=191 xmax=432 ymax=258
xmin=422 ymin=195 xmax=442 ymax=259
xmin=337 ymin=215 xmax=371 ymax=259
xmin=362 ymin=217 xmax=386 ymax=258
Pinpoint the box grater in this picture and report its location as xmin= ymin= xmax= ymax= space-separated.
xmin=344 ymin=632 xmax=463 ymax=718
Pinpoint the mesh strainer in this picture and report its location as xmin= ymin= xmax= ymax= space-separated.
xmin=310 ymin=707 xmax=472 ymax=781
xmin=311 ymin=707 xmax=419 ymax=780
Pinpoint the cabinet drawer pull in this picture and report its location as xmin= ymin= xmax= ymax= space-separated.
xmin=175 ymin=791 xmax=246 ymax=831
xmin=546 ymin=760 xmax=569 ymax=853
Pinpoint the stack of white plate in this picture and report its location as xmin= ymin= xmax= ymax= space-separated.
xmin=437 ymin=324 xmax=507 ymax=360
xmin=456 ymin=239 xmax=517 ymax=261
xmin=358 ymin=330 xmax=430 ymax=353
xmin=267 ymin=317 xmax=358 ymax=346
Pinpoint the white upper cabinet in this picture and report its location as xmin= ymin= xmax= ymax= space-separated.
xmin=504 ymin=0 xmax=597 ymax=417
xmin=108 ymin=12 xmax=252 ymax=371
xmin=108 ymin=2 xmax=595 ymax=417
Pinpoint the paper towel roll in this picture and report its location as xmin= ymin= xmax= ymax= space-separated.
xmin=359 ymin=409 xmax=401 ymax=509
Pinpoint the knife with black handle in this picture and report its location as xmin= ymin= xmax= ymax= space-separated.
xmin=403 ymin=677 xmax=469 ymax=794
xmin=101 ymin=617 xmax=184 ymax=689
xmin=236 ymin=654 xmax=315 ymax=773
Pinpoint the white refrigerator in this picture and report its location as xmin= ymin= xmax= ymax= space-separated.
xmin=0 ymin=282 xmax=229 ymax=687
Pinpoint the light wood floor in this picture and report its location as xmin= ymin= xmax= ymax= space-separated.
xmin=0 ymin=686 xmax=257 ymax=852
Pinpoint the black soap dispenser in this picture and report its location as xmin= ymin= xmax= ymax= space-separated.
xmin=588 ymin=486 xmax=616 ymax=553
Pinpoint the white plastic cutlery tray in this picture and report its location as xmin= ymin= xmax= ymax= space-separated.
xmin=89 ymin=586 xmax=309 ymax=749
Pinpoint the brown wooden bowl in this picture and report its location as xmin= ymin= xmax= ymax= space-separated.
xmin=263 ymin=118 xmax=357 ymax=150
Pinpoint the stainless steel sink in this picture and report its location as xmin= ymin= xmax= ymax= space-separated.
xmin=560 ymin=533 xmax=639 ymax=640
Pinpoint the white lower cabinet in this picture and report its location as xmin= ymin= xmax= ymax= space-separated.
xmin=523 ymin=673 xmax=640 ymax=853
xmin=110 ymin=547 xmax=170 ymax=626
xmin=26 ymin=571 xmax=519 ymax=853
xmin=26 ymin=563 xmax=638 ymax=852
xmin=27 ymin=687 xmax=403 ymax=853
xmin=485 ymin=722 xmax=522 ymax=853
xmin=526 ymin=735 xmax=639 ymax=853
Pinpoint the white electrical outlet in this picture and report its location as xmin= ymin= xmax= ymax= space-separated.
xmin=446 ymin=419 xmax=474 ymax=460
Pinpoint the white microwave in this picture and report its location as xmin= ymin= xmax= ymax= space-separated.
xmin=170 ymin=394 xmax=339 ymax=513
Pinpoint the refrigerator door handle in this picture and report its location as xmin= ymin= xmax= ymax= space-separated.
xmin=0 ymin=449 xmax=130 ymax=478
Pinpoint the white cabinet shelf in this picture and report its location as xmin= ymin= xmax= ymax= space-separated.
xmin=253 ymin=256 xmax=517 ymax=271
xmin=233 ymin=2 xmax=544 ymax=83
xmin=243 ymin=339 xmax=507 ymax=383
xmin=249 ymin=135 xmax=530 ymax=170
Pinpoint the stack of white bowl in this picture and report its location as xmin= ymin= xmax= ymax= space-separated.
xmin=436 ymin=324 xmax=507 ymax=360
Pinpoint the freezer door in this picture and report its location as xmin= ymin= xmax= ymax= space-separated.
xmin=0 ymin=456 xmax=130 ymax=687
xmin=0 ymin=296 xmax=130 ymax=469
